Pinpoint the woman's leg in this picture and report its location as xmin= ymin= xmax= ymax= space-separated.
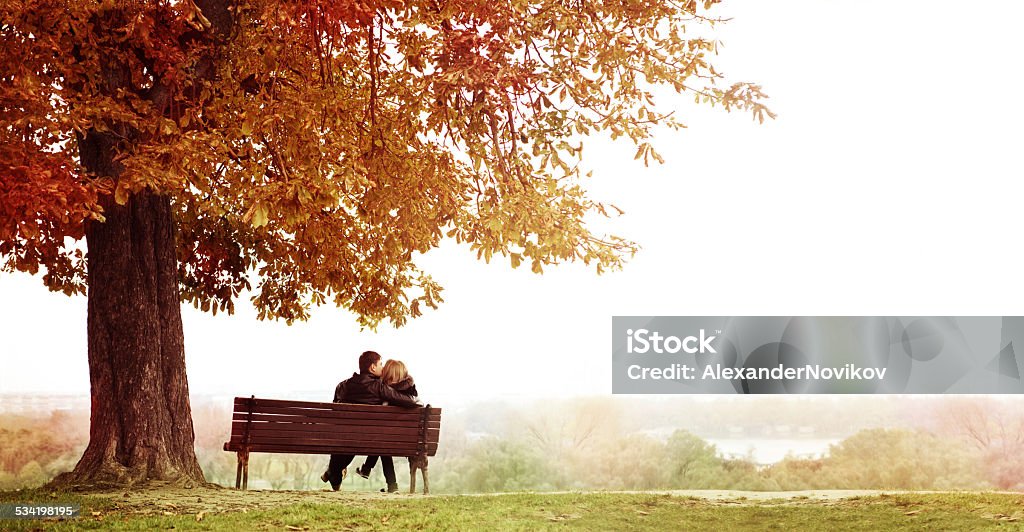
xmin=381 ymin=456 xmax=398 ymax=492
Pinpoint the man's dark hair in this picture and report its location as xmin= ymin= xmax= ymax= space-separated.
xmin=359 ymin=350 xmax=381 ymax=374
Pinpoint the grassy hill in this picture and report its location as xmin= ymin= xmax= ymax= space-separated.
xmin=1 ymin=487 xmax=1022 ymax=530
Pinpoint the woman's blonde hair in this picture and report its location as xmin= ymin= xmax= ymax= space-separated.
xmin=381 ymin=359 xmax=408 ymax=386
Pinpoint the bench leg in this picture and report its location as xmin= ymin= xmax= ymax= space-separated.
xmin=235 ymin=452 xmax=243 ymax=489
xmin=242 ymin=451 xmax=250 ymax=490
xmin=408 ymin=460 xmax=416 ymax=494
xmin=422 ymin=462 xmax=429 ymax=495
xmin=408 ymin=455 xmax=429 ymax=494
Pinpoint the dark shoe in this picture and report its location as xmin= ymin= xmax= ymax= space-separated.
xmin=386 ymin=483 xmax=399 ymax=493
xmin=326 ymin=468 xmax=347 ymax=490
xmin=355 ymin=465 xmax=370 ymax=479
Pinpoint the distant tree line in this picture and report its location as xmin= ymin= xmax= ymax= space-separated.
xmin=2 ymin=398 xmax=1020 ymax=492
xmin=425 ymin=428 xmax=991 ymax=493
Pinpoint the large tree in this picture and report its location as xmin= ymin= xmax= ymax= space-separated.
xmin=1 ymin=0 xmax=771 ymax=487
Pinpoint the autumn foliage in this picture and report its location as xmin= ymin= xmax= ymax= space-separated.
xmin=2 ymin=0 xmax=771 ymax=326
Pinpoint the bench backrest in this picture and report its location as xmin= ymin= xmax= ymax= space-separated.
xmin=224 ymin=397 xmax=441 ymax=457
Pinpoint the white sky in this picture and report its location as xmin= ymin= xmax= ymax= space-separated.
xmin=2 ymin=0 xmax=1023 ymax=402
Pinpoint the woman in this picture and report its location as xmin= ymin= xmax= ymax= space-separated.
xmin=381 ymin=359 xmax=418 ymax=400
xmin=353 ymin=359 xmax=419 ymax=492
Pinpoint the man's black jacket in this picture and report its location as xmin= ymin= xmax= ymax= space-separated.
xmin=333 ymin=372 xmax=419 ymax=407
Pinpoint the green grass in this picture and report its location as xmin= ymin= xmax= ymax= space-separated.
xmin=1 ymin=489 xmax=1022 ymax=531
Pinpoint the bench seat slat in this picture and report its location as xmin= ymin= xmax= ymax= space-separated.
xmin=234 ymin=397 xmax=441 ymax=416
xmin=237 ymin=407 xmax=440 ymax=423
xmin=240 ymin=404 xmax=441 ymax=422
xmin=232 ymin=413 xmax=440 ymax=428
xmin=230 ymin=430 xmax=440 ymax=445
xmin=227 ymin=434 xmax=438 ymax=448
xmin=232 ymin=419 xmax=441 ymax=431
xmin=232 ymin=419 xmax=440 ymax=430
xmin=225 ymin=434 xmax=438 ymax=446
xmin=224 ymin=442 xmax=439 ymax=455
xmin=230 ymin=427 xmax=438 ymax=444
xmin=231 ymin=424 xmax=440 ymax=439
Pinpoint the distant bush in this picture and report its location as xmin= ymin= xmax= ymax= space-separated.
xmin=0 ymin=412 xmax=87 ymax=489
xmin=434 ymin=437 xmax=554 ymax=493
xmin=820 ymin=428 xmax=987 ymax=489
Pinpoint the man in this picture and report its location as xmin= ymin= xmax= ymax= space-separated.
xmin=321 ymin=350 xmax=419 ymax=492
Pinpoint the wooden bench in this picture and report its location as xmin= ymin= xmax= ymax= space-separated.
xmin=223 ymin=396 xmax=441 ymax=493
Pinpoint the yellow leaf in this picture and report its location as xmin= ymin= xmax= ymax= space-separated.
xmin=114 ymin=186 xmax=130 ymax=205
xmin=252 ymin=204 xmax=269 ymax=227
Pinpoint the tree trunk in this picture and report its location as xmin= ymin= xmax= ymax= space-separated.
xmin=50 ymin=132 xmax=206 ymax=488
xmin=47 ymin=0 xmax=236 ymax=489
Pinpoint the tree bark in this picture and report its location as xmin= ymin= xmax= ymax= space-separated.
xmin=50 ymin=131 xmax=206 ymax=488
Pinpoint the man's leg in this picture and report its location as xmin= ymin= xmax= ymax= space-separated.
xmin=381 ymin=456 xmax=398 ymax=492
xmin=357 ymin=456 xmax=380 ymax=478
xmin=327 ymin=454 xmax=354 ymax=490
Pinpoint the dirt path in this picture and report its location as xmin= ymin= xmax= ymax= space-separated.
xmin=81 ymin=484 xmax=925 ymax=518
xmin=660 ymin=489 xmax=917 ymax=501
xmin=84 ymin=484 xmax=389 ymax=518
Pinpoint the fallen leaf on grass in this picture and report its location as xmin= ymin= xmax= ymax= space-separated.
xmin=284 ymin=526 xmax=308 ymax=531
xmin=196 ymin=511 xmax=205 ymax=522
xmin=91 ymin=511 xmax=102 ymax=517
xmin=904 ymin=510 xmax=920 ymax=516
xmin=163 ymin=511 xmax=174 ymax=516
xmin=381 ymin=515 xmax=390 ymax=524
xmin=636 ymin=511 xmax=650 ymax=516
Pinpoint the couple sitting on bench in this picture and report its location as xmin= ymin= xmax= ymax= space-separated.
xmin=320 ymin=350 xmax=420 ymax=492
